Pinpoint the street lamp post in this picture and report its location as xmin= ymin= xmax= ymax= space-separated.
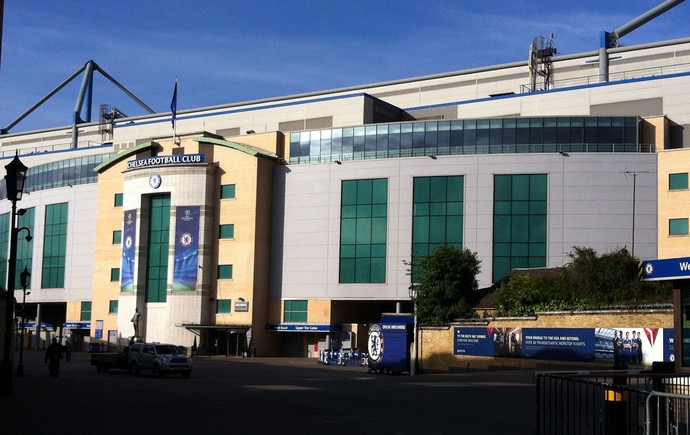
xmin=16 ymin=266 xmax=31 ymax=377
xmin=408 ymin=284 xmax=419 ymax=376
xmin=1 ymin=153 xmax=28 ymax=397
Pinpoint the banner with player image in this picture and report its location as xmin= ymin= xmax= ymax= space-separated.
xmin=594 ymin=327 xmax=667 ymax=366
xmin=172 ymin=206 xmax=200 ymax=291
xmin=454 ymin=326 xmax=674 ymax=364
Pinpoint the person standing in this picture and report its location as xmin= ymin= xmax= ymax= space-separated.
xmin=64 ymin=339 xmax=72 ymax=362
xmin=44 ymin=338 xmax=63 ymax=377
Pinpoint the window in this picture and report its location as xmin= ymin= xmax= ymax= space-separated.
xmin=42 ymin=203 xmax=68 ymax=289
xmin=412 ymin=176 xmax=464 ymax=281
xmin=217 ymin=299 xmax=231 ymax=314
xmin=109 ymin=300 xmax=118 ymax=314
xmin=146 ymin=195 xmax=171 ymax=303
xmin=221 ymin=184 xmax=236 ymax=199
xmin=670 ymin=218 xmax=689 ymax=235
xmin=114 ymin=193 xmax=123 ymax=207
xmin=670 ymin=173 xmax=689 ymax=190
xmin=284 ymin=300 xmax=308 ymax=323
xmin=218 ymin=264 xmax=233 ymax=279
xmin=493 ymin=174 xmax=548 ymax=282
xmin=219 ymin=224 xmax=235 ymax=239
xmin=81 ymin=302 xmax=92 ymax=321
xmin=110 ymin=268 xmax=120 ymax=282
xmin=112 ymin=230 xmax=122 ymax=244
xmin=0 ymin=213 xmax=9 ymax=291
xmin=339 ymin=179 xmax=388 ymax=283
xmin=15 ymin=208 xmax=34 ymax=290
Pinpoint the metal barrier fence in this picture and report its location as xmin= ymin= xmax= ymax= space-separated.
xmin=645 ymin=391 xmax=690 ymax=435
xmin=536 ymin=370 xmax=690 ymax=435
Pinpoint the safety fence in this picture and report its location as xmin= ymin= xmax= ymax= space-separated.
xmin=536 ymin=369 xmax=690 ymax=434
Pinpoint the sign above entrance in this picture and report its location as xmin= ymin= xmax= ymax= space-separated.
xmin=266 ymin=324 xmax=334 ymax=332
xmin=127 ymin=153 xmax=204 ymax=169
xmin=640 ymin=257 xmax=690 ymax=281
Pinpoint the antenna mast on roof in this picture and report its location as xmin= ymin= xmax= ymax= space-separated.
xmin=528 ymin=34 xmax=557 ymax=92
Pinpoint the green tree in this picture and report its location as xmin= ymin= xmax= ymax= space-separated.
xmin=414 ymin=246 xmax=481 ymax=324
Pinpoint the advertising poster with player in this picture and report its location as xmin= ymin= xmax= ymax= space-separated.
xmin=454 ymin=326 xmax=675 ymax=364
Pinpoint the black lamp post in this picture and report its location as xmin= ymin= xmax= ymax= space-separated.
xmin=1 ymin=153 xmax=28 ymax=396
xmin=408 ymin=284 xmax=419 ymax=376
xmin=16 ymin=266 xmax=31 ymax=377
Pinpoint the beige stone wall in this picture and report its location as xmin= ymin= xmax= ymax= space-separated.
xmin=419 ymin=310 xmax=673 ymax=372
xmin=658 ymin=148 xmax=690 ymax=259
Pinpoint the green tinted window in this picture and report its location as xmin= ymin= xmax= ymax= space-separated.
xmin=220 ymin=224 xmax=235 ymax=239
xmin=670 ymin=173 xmax=689 ymax=190
xmin=110 ymin=268 xmax=120 ymax=282
xmin=411 ymin=176 xmax=464 ymax=281
xmin=42 ymin=203 xmax=68 ymax=289
xmin=493 ymin=174 xmax=547 ymax=282
xmin=146 ymin=195 xmax=170 ymax=302
xmin=81 ymin=302 xmax=92 ymax=321
xmin=218 ymin=264 xmax=233 ymax=279
xmin=217 ymin=299 xmax=232 ymax=314
xmin=284 ymin=300 xmax=308 ymax=322
xmin=0 ymin=213 xmax=9 ymax=290
xmin=15 ymin=208 xmax=34 ymax=290
xmin=114 ymin=193 xmax=123 ymax=207
xmin=339 ymin=179 xmax=387 ymax=283
xmin=112 ymin=230 xmax=122 ymax=244
xmin=221 ymin=184 xmax=236 ymax=199
xmin=109 ymin=300 xmax=118 ymax=314
xmin=670 ymin=218 xmax=689 ymax=235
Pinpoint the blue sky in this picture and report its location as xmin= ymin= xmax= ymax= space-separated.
xmin=0 ymin=0 xmax=688 ymax=133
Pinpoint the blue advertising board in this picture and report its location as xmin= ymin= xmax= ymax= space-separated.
xmin=454 ymin=327 xmax=494 ymax=356
xmin=454 ymin=326 xmax=674 ymax=364
xmin=368 ymin=322 xmax=411 ymax=373
xmin=641 ymin=257 xmax=690 ymax=281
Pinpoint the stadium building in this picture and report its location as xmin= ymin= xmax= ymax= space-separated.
xmin=1 ymin=31 xmax=689 ymax=356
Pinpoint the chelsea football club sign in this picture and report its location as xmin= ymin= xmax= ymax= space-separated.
xmin=127 ymin=153 xmax=204 ymax=169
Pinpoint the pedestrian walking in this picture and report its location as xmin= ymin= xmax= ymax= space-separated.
xmin=65 ymin=340 xmax=72 ymax=362
xmin=44 ymin=338 xmax=63 ymax=377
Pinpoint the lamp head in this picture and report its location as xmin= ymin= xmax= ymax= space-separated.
xmin=4 ymin=153 xmax=28 ymax=201
xmin=20 ymin=266 xmax=31 ymax=289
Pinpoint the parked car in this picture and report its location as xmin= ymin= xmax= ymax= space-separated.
xmin=127 ymin=342 xmax=192 ymax=378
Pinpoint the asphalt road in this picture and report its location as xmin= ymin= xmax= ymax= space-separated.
xmin=1 ymin=350 xmax=536 ymax=435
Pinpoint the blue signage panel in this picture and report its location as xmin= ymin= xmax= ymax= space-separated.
xmin=453 ymin=326 xmax=674 ymax=364
xmin=368 ymin=322 xmax=411 ymax=372
xmin=120 ymin=210 xmax=137 ymax=292
xmin=641 ymin=257 xmax=690 ymax=281
xmin=454 ymin=327 xmax=494 ymax=356
xmin=265 ymin=324 xmax=333 ymax=332
xmin=522 ymin=328 xmax=595 ymax=362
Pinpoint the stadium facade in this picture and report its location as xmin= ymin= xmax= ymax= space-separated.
xmin=1 ymin=36 xmax=689 ymax=356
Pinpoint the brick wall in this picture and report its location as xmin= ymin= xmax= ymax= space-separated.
xmin=418 ymin=309 xmax=673 ymax=372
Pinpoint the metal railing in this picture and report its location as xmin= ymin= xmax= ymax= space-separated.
xmin=645 ymin=391 xmax=690 ymax=435
xmin=520 ymin=62 xmax=690 ymax=94
xmin=536 ymin=370 xmax=690 ymax=435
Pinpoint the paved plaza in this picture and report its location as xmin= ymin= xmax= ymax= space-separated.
xmin=2 ymin=349 xmax=536 ymax=434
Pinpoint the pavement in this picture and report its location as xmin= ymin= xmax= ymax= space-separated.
xmin=1 ymin=349 xmax=538 ymax=434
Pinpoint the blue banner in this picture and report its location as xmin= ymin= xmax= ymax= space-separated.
xmin=641 ymin=256 xmax=690 ymax=281
xmin=173 ymin=206 xmax=200 ymax=291
xmin=454 ymin=326 xmax=674 ymax=364
xmin=454 ymin=327 xmax=494 ymax=356
xmin=120 ymin=210 xmax=136 ymax=292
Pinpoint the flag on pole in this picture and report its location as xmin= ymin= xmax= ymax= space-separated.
xmin=170 ymin=79 xmax=178 ymax=130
